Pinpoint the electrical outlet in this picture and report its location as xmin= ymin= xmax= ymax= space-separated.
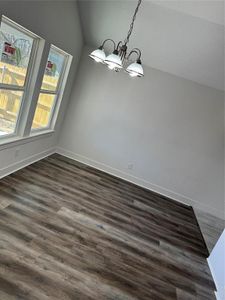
xmin=128 ymin=163 xmax=134 ymax=170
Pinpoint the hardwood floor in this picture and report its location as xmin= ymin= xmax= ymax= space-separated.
xmin=0 ymin=154 xmax=216 ymax=299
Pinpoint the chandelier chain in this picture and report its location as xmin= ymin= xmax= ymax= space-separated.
xmin=124 ymin=0 xmax=142 ymax=45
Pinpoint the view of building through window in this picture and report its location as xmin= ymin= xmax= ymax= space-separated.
xmin=41 ymin=47 xmax=65 ymax=92
xmin=0 ymin=18 xmax=34 ymax=136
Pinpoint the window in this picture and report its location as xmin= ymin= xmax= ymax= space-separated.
xmin=32 ymin=46 xmax=68 ymax=130
xmin=0 ymin=16 xmax=72 ymax=144
xmin=0 ymin=16 xmax=36 ymax=137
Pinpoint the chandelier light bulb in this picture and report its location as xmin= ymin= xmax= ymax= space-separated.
xmin=129 ymin=72 xmax=139 ymax=77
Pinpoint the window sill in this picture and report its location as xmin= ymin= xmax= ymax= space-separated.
xmin=0 ymin=129 xmax=55 ymax=151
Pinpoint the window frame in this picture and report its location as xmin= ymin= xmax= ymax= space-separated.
xmin=0 ymin=15 xmax=73 ymax=148
xmin=31 ymin=45 xmax=71 ymax=132
xmin=0 ymin=15 xmax=41 ymax=140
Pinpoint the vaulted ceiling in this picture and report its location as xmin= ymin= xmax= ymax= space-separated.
xmin=78 ymin=0 xmax=224 ymax=91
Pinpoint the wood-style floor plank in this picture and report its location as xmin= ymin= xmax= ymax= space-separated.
xmin=0 ymin=154 xmax=215 ymax=299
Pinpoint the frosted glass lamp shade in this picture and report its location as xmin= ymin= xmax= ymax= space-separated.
xmin=126 ymin=60 xmax=144 ymax=77
xmin=104 ymin=51 xmax=122 ymax=69
xmin=89 ymin=48 xmax=106 ymax=63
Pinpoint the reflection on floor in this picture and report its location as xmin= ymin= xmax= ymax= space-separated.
xmin=0 ymin=154 xmax=216 ymax=299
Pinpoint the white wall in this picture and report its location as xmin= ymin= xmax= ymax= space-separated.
xmin=0 ymin=133 xmax=56 ymax=178
xmin=58 ymin=46 xmax=224 ymax=219
xmin=0 ymin=0 xmax=83 ymax=177
xmin=208 ymin=230 xmax=225 ymax=300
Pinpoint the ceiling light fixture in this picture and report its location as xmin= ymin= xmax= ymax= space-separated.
xmin=89 ymin=0 xmax=144 ymax=78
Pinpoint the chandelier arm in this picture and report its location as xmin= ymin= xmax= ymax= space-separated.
xmin=124 ymin=0 xmax=142 ymax=45
xmin=127 ymin=48 xmax=142 ymax=61
xmin=101 ymin=39 xmax=116 ymax=50
xmin=116 ymin=41 xmax=123 ymax=51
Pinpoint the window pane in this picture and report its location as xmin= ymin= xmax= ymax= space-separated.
xmin=0 ymin=89 xmax=23 ymax=136
xmin=32 ymin=93 xmax=55 ymax=129
xmin=0 ymin=19 xmax=33 ymax=87
xmin=41 ymin=47 xmax=65 ymax=92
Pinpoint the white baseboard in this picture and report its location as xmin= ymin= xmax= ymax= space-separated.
xmin=1 ymin=144 xmax=222 ymax=219
xmin=56 ymin=147 xmax=224 ymax=219
xmin=0 ymin=147 xmax=56 ymax=179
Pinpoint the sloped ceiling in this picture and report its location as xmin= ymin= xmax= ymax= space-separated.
xmin=78 ymin=0 xmax=224 ymax=91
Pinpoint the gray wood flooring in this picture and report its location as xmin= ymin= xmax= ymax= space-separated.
xmin=0 ymin=154 xmax=216 ymax=299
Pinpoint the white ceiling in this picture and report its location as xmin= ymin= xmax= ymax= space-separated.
xmin=151 ymin=1 xmax=224 ymax=25
xmin=78 ymin=0 xmax=224 ymax=91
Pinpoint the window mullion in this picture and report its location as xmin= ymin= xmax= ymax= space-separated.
xmin=0 ymin=84 xmax=24 ymax=91
xmin=40 ymin=89 xmax=57 ymax=95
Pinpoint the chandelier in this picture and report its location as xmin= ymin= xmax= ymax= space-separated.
xmin=89 ymin=0 xmax=144 ymax=78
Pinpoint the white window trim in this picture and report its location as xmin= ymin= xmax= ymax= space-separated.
xmin=0 ymin=128 xmax=54 ymax=151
